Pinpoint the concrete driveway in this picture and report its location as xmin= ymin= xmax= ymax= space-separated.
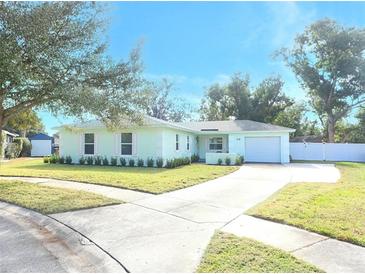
xmin=50 ymin=163 xmax=339 ymax=272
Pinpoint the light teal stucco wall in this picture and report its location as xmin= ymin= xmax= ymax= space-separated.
xmin=59 ymin=127 xmax=164 ymax=164
xmin=59 ymin=126 xmax=290 ymax=165
xmin=59 ymin=126 xmax=198 ymax=165
xmin=161 ymin=128 xmax=198 ymax=161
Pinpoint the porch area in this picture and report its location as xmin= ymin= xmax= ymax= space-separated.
xmin=197 ymin=134 xmax=240 ymax=165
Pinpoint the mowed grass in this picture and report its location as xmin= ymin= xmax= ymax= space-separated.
xmin=0 ymin=159 xmax=238 ymax=194
xmin=247 ymin=162 xmax=365 ymax=246
xmin=197 ymin=232 xmax=322 ymax=273
xmin=0 ymin=180 xmax=121 ymax=214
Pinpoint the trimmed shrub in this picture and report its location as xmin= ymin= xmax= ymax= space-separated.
xmin=165 ymin=157 xmax=191 ymax=169
xmin=59 ymin=156 xmax=65 ymax=164
xmin=86 ymin=156 xmax=93 ymax=165
xmin=4 ymin=143 xmax=21 ymax=159
xmin=79 ymin=156 xmax=85 ymax=165
xmin=128 ymin=158 xmax=135 ymax=167
xmin=165 ymin=159 xmax=173 ymax=169
xmin=147 ymin=158 xmax=154 ymax=167
xmin=65 ymin=156 xmax=72 ymax=164
xmin=137 ymin=158 xmax=144 ymax=167
xmin=240 ymin=155 xmax=244 ymax=164
xmin=94 ymin=156 xmax=102 ymax=166
xmin=49 ymin=154 xmax=59 ymax=164
xmin=43 ymin=156 xmax=49 ymax=163
xmin=225 ymin=157 xmax=231 ymax=166
xmin=103 ymin=156 xmax=109 ymax=166
xmin=235 ymin=156 xmax=242 ymax=166
xmin=217 ymin=158 xmax=222 ymax=165
xmin=191 ymin=154 xmax=200 ymax=163
xmin=156 ymin=157 xmax=163 ymax=168
xmin=120 ymin=157 xmax=126 ymax=167
xmin=111 ymin=157 xmax=118 ymax=166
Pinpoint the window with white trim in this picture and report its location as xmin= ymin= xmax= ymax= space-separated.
xmin=121 ymin=133 xmax=133 ymax=155
xmin=84 ymin=133 xmax=95 ymax=155
xmin=176 ymin=134 xmax=179 ymax=150
xmin=186 ymin=136 xmax=190 ymax=150
xmin=209 ymin=137 xmax=223 ymax=150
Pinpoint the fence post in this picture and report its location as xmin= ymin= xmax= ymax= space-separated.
xmin=322 ymin=141 xmax=326 ymax=161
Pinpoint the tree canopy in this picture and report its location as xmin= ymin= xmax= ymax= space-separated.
xmin=0 ymin=2 xmax=145 ymax=132
xmin=200 ymin=73 xmax=296 ymax=127
xmin=7 ymin=110 xmax=44 ymax=137
xmin=144 ymin=79 xmax=192 ymax=122
xmin=278 ymin=19 xmax=365 ymax=142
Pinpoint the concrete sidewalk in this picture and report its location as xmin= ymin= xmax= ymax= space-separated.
xmin=0 ymin=176 xmax=153 ymax=202
xmin=222 ymin=215 xmax=365 ymax=273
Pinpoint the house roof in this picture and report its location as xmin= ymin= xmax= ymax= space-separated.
xmin=28 ymin=133 xmax=53 ymax=140
xmin=53 ymin=116 xmax=196 ymax=133
xmin=54 ymin=116 xmax=295 ymax=133
xmin=178 ymin=120 xmax=295 ymax=132
xmin=2 ymin=130 xmax=18 ymax=137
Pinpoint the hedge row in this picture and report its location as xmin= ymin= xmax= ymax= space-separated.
xmin=44 ymin=154 xmax=201 ymax=169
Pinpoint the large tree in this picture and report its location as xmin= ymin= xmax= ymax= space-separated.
xmin=7 ymin=110 xmax=44 ymax=137
xmin=279 ymin=19 xmax=365 ymax=142
xmin=200 ymin=73 xmax=251 ymax=121
xmin=0 ymin=2 xmax=145 ymax=152
xmin=273 ymin=103 xmax=320 ymax=137
xmin=145 ymin=79 xmax=192 ymax=122
xmin=200 ymin=74 xmax=293 ymax=124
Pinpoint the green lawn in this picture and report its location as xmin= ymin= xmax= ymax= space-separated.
xmin=247 ymin=162 xmax=365 ymax=247
xmin=0 ymin=159 xmax=238 ymax=194
xmin=0 ymin=180 xmax=121 ymax=214
xmin=197 ymin=232 xmax=321 ymax=273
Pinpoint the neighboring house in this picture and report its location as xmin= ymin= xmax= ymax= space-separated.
xmin=3 ymin=130 xmax=18 ymax=145
xmin=29 ymin=133 xmax=53 ymax=157
xmin=55 ymin=116 xmax=295 ymax=164
xmin=1 ymin=130 xmax=19 ymax=157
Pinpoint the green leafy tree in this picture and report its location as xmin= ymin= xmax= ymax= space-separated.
xmin=273 ymin=103 xmax=320 ymax=137
xmin=278 ymin=19 xmax=365 ymax=142
xmin=335 ymin=108 xmax=365 ymax=143
xmin=0 ymin=2 xmax=145 ymax=155
xmin=200 ymin=74 xmax=293 ymax=124
xmin=7 ymin=110 xmax=44 ymax=137
xmin=251 ymin=77 xmax=294 ymax=123
xmin=145 ymin=79 xmax=193 ymax=122
xmin=200 ymin=73 xmax=250 ymax=121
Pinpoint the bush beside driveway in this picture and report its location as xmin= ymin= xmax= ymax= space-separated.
xmin=0 ymin=159 xmax=238 ymax=194
xmin=247 ymin=162 xmax=365 ymax=247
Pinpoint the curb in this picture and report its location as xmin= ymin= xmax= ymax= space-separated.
xmin=0 ymin=201 xmax=127 ymax=273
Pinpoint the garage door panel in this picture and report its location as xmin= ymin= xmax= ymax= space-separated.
xmin=245 ymin=137 xmax=281 ymax=163
xmin=31 ymin=140 xmax=52 ymax=157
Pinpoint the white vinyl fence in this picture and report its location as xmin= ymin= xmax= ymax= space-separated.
xmin=290 ymin=142 xmax=365 ymax=162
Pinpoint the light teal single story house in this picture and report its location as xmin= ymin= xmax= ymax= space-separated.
xmin=56 ymin=116 xmax=295 ymax=165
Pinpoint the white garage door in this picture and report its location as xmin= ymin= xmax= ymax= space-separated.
xmin=245 ymin=137 xmax=281 ymax=163
xmin=31 ymin=140 xmax=52 ymax=157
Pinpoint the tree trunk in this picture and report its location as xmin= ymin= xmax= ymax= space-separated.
xmin=0 ymin=123 xmax=4 ymax=159
xmin=327 ymin=114 xmax=335 ymax=143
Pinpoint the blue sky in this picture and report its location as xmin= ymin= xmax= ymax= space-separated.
xmin=41 ymin=1 xmax=365 ymax=134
